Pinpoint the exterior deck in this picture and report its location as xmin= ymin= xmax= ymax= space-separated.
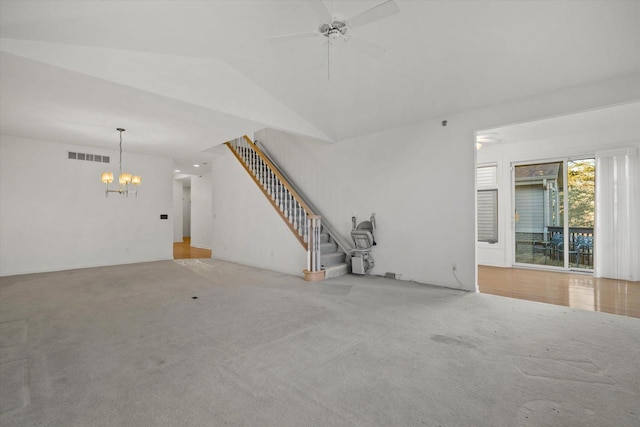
xmin=516 ymin=227 xmax=593 ymax=270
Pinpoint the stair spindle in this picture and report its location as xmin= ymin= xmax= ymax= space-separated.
xmin=269 ymin=170 xmax=273 ymax=196
xmin=279 ymin=184 xmax=284 ymax=211
xmin=292 ymin=200 xmax=297 ymax=230
xmin=253 ymin=151 xmax=258 ymax=177
xmin=303 ymin=214 xmax=308 ymax=242
xmin=286 ymin=189 xmax=291 ymax=220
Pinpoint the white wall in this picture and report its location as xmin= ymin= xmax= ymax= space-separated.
xmin=218 ymin=73 xmax=639 ymax=291
xmin=0 ymin=135 xmax=173 ymax=276
xmin=256 ymin=123 xmax=476 ymax=289
xmin=173 ymin=180 xmax=183 ymax=243
xmin=211 ymin=148 xmax=307 ymax=276
xmin=477 ymin=120 xmax=640 ymax=268
xmin=190 ymin=173 xmax=212 ymax=250
xmin=182 ymin=186 xmax=191 ymax=237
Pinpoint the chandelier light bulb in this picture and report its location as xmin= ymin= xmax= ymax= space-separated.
xmin=101 ymin=172 xmax=114 ymax=184
xmin=119 ymin=173 xmax=133 ymax=184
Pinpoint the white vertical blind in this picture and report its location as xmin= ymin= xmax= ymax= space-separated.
xmin=477 ymin=165 xmax=498 ymax=242
xmin=478 ymin=190 xmax=498 ymax=242
xmin=594 ymin=147 xmax=639 ymax=281
xmin=514 ymin=185 xmax=544 ymax=233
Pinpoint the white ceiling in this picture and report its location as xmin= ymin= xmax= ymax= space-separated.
xmin=479 ymin=101 xmax=640 ymax=146
xmin=1 ymin=0 xmax=639 ymax=175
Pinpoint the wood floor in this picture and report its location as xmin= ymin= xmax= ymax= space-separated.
xmin=173 ymin=237 xmax=212 ymax=259
xmin=478 ymin=265 xmax=640 ymax=318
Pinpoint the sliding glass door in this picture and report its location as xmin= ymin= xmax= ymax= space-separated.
xmin=513 ymin=158 xmax=594 ymax=270
xmin=567 ymin=159 xmax=595 ymax=269
xmin=514 ymin=161 xmax=564 ymax=267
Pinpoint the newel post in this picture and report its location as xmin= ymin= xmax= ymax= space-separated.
xmin=303 ymin=215 xmax=325 ymax=281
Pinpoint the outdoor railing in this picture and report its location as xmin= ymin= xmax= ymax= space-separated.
xmin=547 ymin=226 xmax=593 ymax=242
xmin=547 ymin=226 xmax=594 ymax=268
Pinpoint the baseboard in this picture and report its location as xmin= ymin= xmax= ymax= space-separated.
xmin=211 ymin=255 xmax=304 ymax=278
xmin=190 ymin=243 xmax=212 ymax=250
xmin=0 ymin=257 xmax=175 ymax=278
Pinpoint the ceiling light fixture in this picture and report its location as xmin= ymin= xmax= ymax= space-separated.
xmin=194 ymin=164 xmax=200 ymax=167
xmin=475 ymin=132 xmax=502 ymax=150
xmin=101 ymin=128 xmax=142 ymax=198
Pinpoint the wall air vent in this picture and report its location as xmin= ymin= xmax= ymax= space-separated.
xmin=68 ymin=152 xmax=110 ymax=163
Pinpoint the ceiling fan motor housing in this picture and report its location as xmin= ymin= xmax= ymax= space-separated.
xmin=319 ymin=20 xmax=348 ymax=39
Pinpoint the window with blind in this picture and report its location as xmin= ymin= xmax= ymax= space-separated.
xmin=477 ymin=165 xmax=498 ymax=243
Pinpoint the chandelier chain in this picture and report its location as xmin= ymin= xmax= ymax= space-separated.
xmin=119 ymin=129 xmax=123 ymax=179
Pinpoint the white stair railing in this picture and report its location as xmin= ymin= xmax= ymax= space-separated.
xmin=226 ymin=136 xmax=321 ymax=274
xmin=254 ymin=139 xmax=353 ymax=259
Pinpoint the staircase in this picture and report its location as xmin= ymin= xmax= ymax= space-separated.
xmin=320 ymin=228 xmax=349 ymax=279
xmin=226 ymin=135 xmax=350 ymax=280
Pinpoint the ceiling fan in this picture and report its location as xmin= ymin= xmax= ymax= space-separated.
xmin=269 ymin=0 xmax=400 ymax=78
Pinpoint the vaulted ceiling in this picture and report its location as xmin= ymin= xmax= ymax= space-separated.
xmin=1 ymin=1 xmax=638 ymax=174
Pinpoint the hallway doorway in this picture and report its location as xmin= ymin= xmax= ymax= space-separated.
xmin=173 ymin=237 xmax=212 ymax=259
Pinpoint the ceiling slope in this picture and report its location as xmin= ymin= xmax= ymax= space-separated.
xmin=0 ymin=38 xmax=332 ymax=142
xmin=0 ymin=0 xmax=639 ymax=165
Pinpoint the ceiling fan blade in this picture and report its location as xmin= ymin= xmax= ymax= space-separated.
xmin=347 ymin=0 xmax=399 ymax=29
xmin=307 ymin=0 xmax=332 ymax=23
xmin=345 ymin=35 xmax=386 ymax=58
xmin=269 ymin=31 xmax=322 ymax=42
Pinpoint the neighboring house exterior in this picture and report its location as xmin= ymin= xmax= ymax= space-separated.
xmin=514 ymin=163 xmax=562 ymax=243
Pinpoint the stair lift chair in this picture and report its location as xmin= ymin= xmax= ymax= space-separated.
xmin=350 ymin=215 xmax=376 ymax=274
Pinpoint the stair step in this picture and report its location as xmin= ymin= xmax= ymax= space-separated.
xmin=320 ymin=241 xmax=337 ymax=253
xmin=321 ymin=251 xmax=346 ymax=267
xmin=320 ymin=232 xmax=330 ymax=243
xmin=324 ymin=263 xmax=349 ymax=279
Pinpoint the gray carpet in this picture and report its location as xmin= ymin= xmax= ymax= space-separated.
xmin=1 ymin=259 xmax=638 ymax=426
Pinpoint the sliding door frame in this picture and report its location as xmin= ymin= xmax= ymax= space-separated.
xmin=511 ymin=155 xmax=594 ymax=273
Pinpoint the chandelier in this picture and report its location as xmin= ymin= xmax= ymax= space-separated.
xmin=101 ymin=128 xmax=141 ymax=197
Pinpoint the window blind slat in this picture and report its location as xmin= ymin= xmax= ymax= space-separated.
xmin=477 ymin=166 xmax=497 ymax=188
xmin=478 ymin=189 xmax=498 ymax=242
